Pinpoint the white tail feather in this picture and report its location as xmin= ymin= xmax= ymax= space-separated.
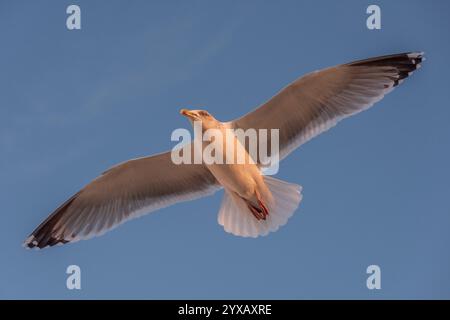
xmin=218 ymin=176 xmax=302 ymax=237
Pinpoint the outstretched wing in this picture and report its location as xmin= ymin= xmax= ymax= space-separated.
xmin=24 ymin=148 xmax=220 ymax=249
xmin=232 ymin=52 xmax=424 ymax=163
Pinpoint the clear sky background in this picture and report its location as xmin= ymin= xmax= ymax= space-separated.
xmin=1 ymin=0 xmax=449 ymax=299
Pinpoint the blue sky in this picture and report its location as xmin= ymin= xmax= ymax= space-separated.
xmin=1 ymin=0 xmax=449 ymax=299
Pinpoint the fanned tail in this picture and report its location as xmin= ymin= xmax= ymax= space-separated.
xmin=218 ymin=176 xmax=302 ymax=237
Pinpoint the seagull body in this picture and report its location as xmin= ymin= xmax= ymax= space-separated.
xmin=25 ymin=52 xmax=424 ymax=249
xmin=180 ymin=112 xmax=275 ymax=222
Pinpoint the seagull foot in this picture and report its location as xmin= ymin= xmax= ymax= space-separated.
xmin=246 ymin=199 xmax=269 ymax=221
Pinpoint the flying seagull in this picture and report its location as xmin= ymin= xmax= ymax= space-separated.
xmin=24 ymin=52 xmax=424 ymax=249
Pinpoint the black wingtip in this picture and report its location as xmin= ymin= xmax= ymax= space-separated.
xmin=23 ymin=195 xmax=78 ymax=250
xmin=23 ymin=234 xmax=69 ymax=250
xmin=348 ymin=51 xmax=424 ymax=87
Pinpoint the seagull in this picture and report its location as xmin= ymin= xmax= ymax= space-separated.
xmin=24 ymin=52 xmax=424 ymax=249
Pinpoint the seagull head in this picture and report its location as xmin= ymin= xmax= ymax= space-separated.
xmin=180 ymin=108 xmax=219 ymax=128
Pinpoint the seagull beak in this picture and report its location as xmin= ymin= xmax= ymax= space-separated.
xmin=180 ymin=109 xmax=196 ymax=120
